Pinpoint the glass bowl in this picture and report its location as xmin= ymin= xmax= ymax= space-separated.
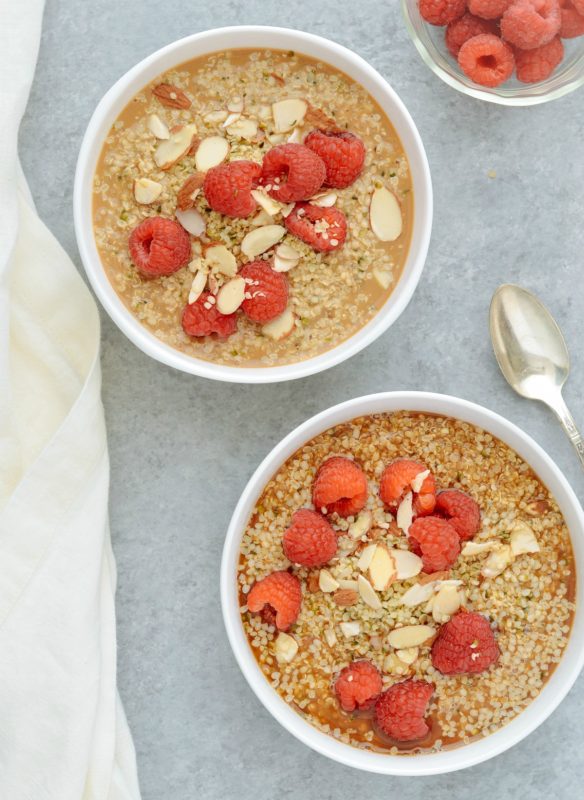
xmin=402 ymin=0 xmax=584 ymax=105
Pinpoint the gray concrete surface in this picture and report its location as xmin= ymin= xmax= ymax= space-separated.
xmin=20 ymin=0 xmax=584 ymax=797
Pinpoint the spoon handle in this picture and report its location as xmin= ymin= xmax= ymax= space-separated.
xmin=549 ymin=392 xmax=584 ymax=471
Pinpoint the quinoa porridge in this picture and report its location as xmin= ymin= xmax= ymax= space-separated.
xmin=93 ymin=48 xmax=413 ymax=367
xmin=238 ymin=412 xmax=576 ymax=753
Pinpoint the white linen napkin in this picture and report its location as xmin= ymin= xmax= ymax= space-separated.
xmin=0 ymin=2 xmax=141 ymax=798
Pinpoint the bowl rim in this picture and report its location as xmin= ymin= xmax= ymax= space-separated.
xmin=221 ymin=390 xmax=584 ymax=775
xmin=73 ymin=25 xmax=433 ymax=383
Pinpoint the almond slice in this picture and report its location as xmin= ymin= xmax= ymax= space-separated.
xmin=370 ymin=186 xmax=403 ymax=242
xmin=369 ymin=544 xmax=396 ymax=591
xmin=147 ymin=113 xmax=170 ymax=139
xmin=358 ymin=574 xmax=382 ymax=610
xmin=348 ymin=510 xmax=373 ymax=541
xmin=357 ymin=543 xmax=377 ymax=572
xmin=251 ymin=209 xmax=275 ymax=227
xmin=203 ymin=244 xmax=237 ymax=277
xmin=175 ymin=207 xmax=205 ymax=236
xmin=195 ymin=136 xmax=229 ymax=171
xmin=274 ymin=632 xmax=298 ymax=663
xmin=432 ymin=584 xmax=462 ymax=623
xmin=318 ymin=569 xmax=339 ymax=593
xmin=400 ymin=581 xmax=436 ymax=607
xmin=383 ymin=652 xmax=409 ymax=676
xmin=154 ymin=123 xmax=198 ymax=169
xmin=481 ymin=545 xmax=514 ymax=578
xmin=372 ymin=267 xmax=392 ymax=290
xmin=390 ymin=549 xmax=423 ymax=580
xmin=227 ymin=96 xmax=244 ymax=113
xmin=309 ymin=191 xmax=337 ymax=208
xmin=276 ymin=243 xmax=301 ymax=261
xmin=226 ymin=117 xmax=258 ymax=140
xmin=280 ymin=203 xmax=295 ymax=218
xmin=324 ymin=628 xmax=337 ymax=647
xmin=396 ymin=492 xmax=413 ymax=535
xmin=261 ymin=307 xmax=296 ymax=340
xmin=387 ymin=624 xmax=435 ymax=650
xmin=152 ymin=83 xmax=191 ymax=109
xmin=510 ymin=521 xmax=540 ymax=556
xmin=222 ymin=112 xmax=241 ymax=128
xmin=216 ymin=276 xmax=245 ymax=314
xmin=133 ymin=177 xmax=163 ymax=205
xmin=287 ymin=128 xmax=302 ymax=144
xmin=396 ymin=647 xmax=419 ymax=665
xmin=188 ymin=268 xmax=208 ymax=304
xmin=204 ymin=109 xmax=229 ymax=124
xmin=250 ymin=189 xmax=283 ymax=218
xmin=340 ymin=621 xmax=360 ymax=638
xmin=461 ymin=540 xmax=498 ymax=557
xmin=241 ymin=224 xmax=286 ymax=258
xmin=273 ymin=255 xmax=299 ymax=273
xmin=267 ymin=132 xmax=287 ymax=145
xmin=272 ymin=98 xmax=307 ymax=133
xmin=336 ymin=579 xmax=359 ymax=591
xmin=257 ymin=104 xmax=272 ymax=121
xmin=411 ymin=469 xmax=430 ymax=494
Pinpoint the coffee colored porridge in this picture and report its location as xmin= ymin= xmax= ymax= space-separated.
xmin=93 ymin=49 xmax=413 ymax=367
xmin=238 ymin=412 xmax=575 ymax=753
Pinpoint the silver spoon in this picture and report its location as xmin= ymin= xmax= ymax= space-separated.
xmin=490 ymin=283 xmax=584 ymax=470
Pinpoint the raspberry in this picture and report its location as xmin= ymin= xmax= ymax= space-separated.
xmin=515 ymin=34 xmax=564 ymax=79
xmin=419 ymin=0 xmax=467 ymax=25
xmin=129 ymin=217 xmax=191 ymax=278
xmin=431 ymin=611 xmax=500 ymax=674
xmin=375 ymin=680 xmax=434 ymax=742
xmin=458 ymin=33 xmax=516 ymax=86
xmin=182 ymin=292 xmax=238 ymax=338
xmin=239 ymin=261 xmax=289 ymax=323
xmin=379 ymin=459 xmax=436 ymax=517
xmin=501 ymin=0 xmax=561 ymax=50
xmin=560 ymin=0 xmax=584 ymax=36
xmin=446 ymin=13 xmax=500 ymax=55
xmin=203 ymin=160 xmax=261 ymax=217
xmin=312 ymin=457 xmax=368 ymax=517
xmin=408 ymin=516 xmax=461 ymax=573
xmin=282 ymin=508 xmax=338 ymax=567
xmin=260 ymin=143 xmax=326 ymax=203
xmin=334 ymin=660 xmax=383 ymax=712
xmin=573 ymin=0 xmax=584 ymax=11
xmin=304 ymin=130 xmax=366 ymax=189
xmin=285 ymin=203 xmax=347 ymax=252
xmin=435 ymin=490 xmax=481 ymax=541
xmin=247 ymin=570 xmax=302 ymax=631
xmin=468 ymin=0 xmax=513 ymax=18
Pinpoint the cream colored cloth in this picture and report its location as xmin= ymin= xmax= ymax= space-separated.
xmin=0 ymin=2 xmax=141 ymax=797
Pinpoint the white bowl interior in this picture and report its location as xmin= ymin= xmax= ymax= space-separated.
xmin=74 ymin=27 xmax=432 ymax=383
xmin=221 ymin=391 xmax=584 ymax=775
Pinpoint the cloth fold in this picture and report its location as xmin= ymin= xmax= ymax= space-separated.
xmin=0 ymin=2 xmax=141 ymax=798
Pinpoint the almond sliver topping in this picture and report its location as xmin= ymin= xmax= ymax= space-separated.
xmin=400 ymin=581 xmax=435 ymax=607
xmin=154 ymin=123 xmax=197 ymax=169
xmin=461 ymin=540 xmax=498 ymax=557
xmin=370 ymin=186 xmax=403 ymax=242
xmin=195 ymin=136 xmax=229 ymax=171
xmin=273 ymin=254 xmax=299 ymax=273
xmin=274 ymin=632 xmax=298 ymax=663
xmin=340 ymin=621 xmax=360 ymax=638
xmin=147 ymin=113 xmax=170 ymax=139
xmin=396 ymin=647 xmax=419 ymax=665
xmin=188 ymin=268 xmax=208 ymax=305
xmin=348 ymin=510 xmax=373 ymax=541
xmin=372 ymin=267 xmax=392 ymax=290
xmin=388 ymin=625 xmax=435 ymax=650
xmin=411 ymin=469 xmax=430 ymax=494
xmin=357 ymin=574 xmax=382 ymax=610
xmin=216 ymin=276 xmax=245 ymax=315
xmin=261 ymin=307 xmax=296 ymax=340
xmin=133 ymin=178 xmax=162 ymax=205
xmin=272 ymin=98 xmax=307 ymax=133
xmin=390 ymin=549 xmax=423 ymax=580
xmin=309 ymin=191 xmax=337 ymax=208
xmin=204 ymin=244 xmax=237 ymax=277
xmin=481 ymin=545 xmax=514 ymax=578
xmin=368 ymin=544 xmax=396 ymax=591
xmin=318 ymin=569 xmax=339 ymax=593
xmin=241 ymin=225 xmax=286 ymax=258
xmin=175 ymin=208 xmax=205 ymax=236
xmin=204 ymin=109 xmax=229 ymax=124
xmin=250 ymin=189 xmax=284 ymax=218
xmin=226 ymin=117 xmax=258 ymax=141
xmin=357 ymin=543 xmax=377 ymax=572
xmin=396 ymin=491 xmax=413 ymax=534
xmin=510 ymin=521 xmax=540 ymax=555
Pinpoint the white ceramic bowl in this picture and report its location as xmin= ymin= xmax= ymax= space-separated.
xmin=74 ymin=26 xmax=432 ymax=383
xmin=221 ymin=391 xmax=584 ymax=775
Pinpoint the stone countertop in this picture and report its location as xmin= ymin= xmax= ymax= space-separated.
xmin=20 ymin=1 xmax=584 ymax=797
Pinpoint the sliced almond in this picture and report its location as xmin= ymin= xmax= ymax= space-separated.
xmin=272 ymin=98 xmax=307 ymax=133
xmin=250 ymin=189 xmax=283 ymax=218
xmin=372 ymin=267 xmax=392 ymax=290
xmin=227 ymin=96 xmax=244 ymax=113
xmin=195 ymin=136 xmax=229 ymax=171
xmin=357 ymin=575 xmax=382 ymax=610
xmin=226 ymin=117 xmax=258 ymax=140
xmin=340 ymin=621 xmax=360 ymax=638
xmin=276 ymin=243 xmax=301 ymax=261
xmin=411 ymin=469 xmax=430 ymax=494
xmin=370 ymin=186 xmax=403 ymax=242
xmin=383 ymin=652 xmax=410 ymax=676
xmin=400 ymin=581 xmax=436 ymax=607
xmin=324 ymin=628 xmax=337 ymax=647
xmin=175 ymin=207 xmax=205 ymax=236
xmin=396 ymin=492 xmax=414 ymax=535
xmin=318 ymin=569 xmax=340 ymax=593
xmin=273 ymin=254 xmax=299 ymax=273
xmin=396 ymin=647 xmax=419 ymax=665
xmin=204 ymin=244 xmax=237 ymax=277
xmin=241 ymin=224 xmax=286 ymax=258
xmin=432 ymin=584 xmax=462 ymax=623
xmin=357 ymin=543 xmax=378 ymax=572
xmin=391 ymin=549 xmax=423 ymax=580
xmin=177 ymin=172 xmax=205 ymax=211
xmin=274 ymin=632 xmax=298 ymax=663
xmin=154 ymin=123 xmax=198 ymax=169
xmin=336 ymin=579 xmax=359 ymax=592
xmin=387 ymin=624 xmax=435 ymax=650
xmin=222 ymin=112 xmax=242 ymax=128
xmin=188 ymin=268 xmax=208 ymax=304
xmin=251 ymin=209 xmax=275 ymax=227
xmin=287 ymin=127 xmax=302 ymax=144
xmin=204 ymin=109 xmax=229 ymax=124
xmin=216 ymin=276 xmax=245 ymax=314
xmin=267 ymin=132 xmax=286 ymax=145
xmin=133 ymin=177 xmax=163 ymax=205
xmin=280 ymin=203 xmax=295 ymax=218
xmin=481 ymin=545 xmax=514 ymax=578
xmin=462 ymin=540 xmax=498 ymax=557
xmin=261 ymin=307 xmax=296 ymax=341
xmin=147 ymin=113 xmax=170 ymax=139
xmin=257 ymin=104 xmax=272 ymax=121
xmin=349 ymin=510 xmax=373 ymax=541
xmin=510 ymin=521 xmax=540 ymax=556
xmin=309 ymin=191 xmax=338 ymax=208
xmin=369 ymin=544 xmax=397 ymax=591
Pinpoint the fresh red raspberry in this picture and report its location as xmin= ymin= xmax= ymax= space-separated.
xmin=284 ymin=203 xmax=347 ymax=252
xmin=182 ymin=292 xmax=238 ymax=338
xmin=312 ymin=457 xmax=368 ymax=517
xmin=408 ymin=516 xmax=461 ymax=573
xmin=379 ymin=459 xmax=436 ymax=517
xmin=559 ymin=0 xmax=584 ymax=35
xmin=419 ymin=0 xmax=467 ymax=25
xmin=304 ymin=130 xmax=366 ymax=189
xmin=446 ymin=13 xmax=500 ymax=56
xmin=335 ymin=660 xmax=383 ymax=713
xmin=247 ymin=570 xmax=302 ymax=631
xmin=435 ymin=490 xmax=481 ymax=541
xmin=282 ymin=509 xmax=338 ymax=567
xmin=260 ymin=143 xmax=326 ymax=203
xmin=468 ymin=0 xmax=513 ymax=18
xmin=129 ymin=217 xmax=191 ymax=277
xmin=375 ymin=680 xmax=434 ymax=742
xmin=458 ymin=33 xmax=516 ymax=86
xmin=573 ymin=0 xmax=584 ymax=12
xmin=239 ymin=261 xmax=289 ymax=323
xmin=501 ymin=0 xmax=561 ymax=49
xmin=515 ymin=35 xmax=564 ymax=79
xmin=203 ymin=160 xmax=261 ymax=217
xmin=431 ymin=611 xmax=500 ymax=674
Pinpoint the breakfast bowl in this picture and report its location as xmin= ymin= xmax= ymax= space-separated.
xmin=74 ymin=26 xmax=432 ymax=383
xmin=221 ymin=391 xmax=584 ymax=774
xmin=402 ymin=0 xmax=584 ymax=106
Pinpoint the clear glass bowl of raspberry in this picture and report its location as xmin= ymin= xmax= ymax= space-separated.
xmin=402 ymin=0 xmax=584 ymax=105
